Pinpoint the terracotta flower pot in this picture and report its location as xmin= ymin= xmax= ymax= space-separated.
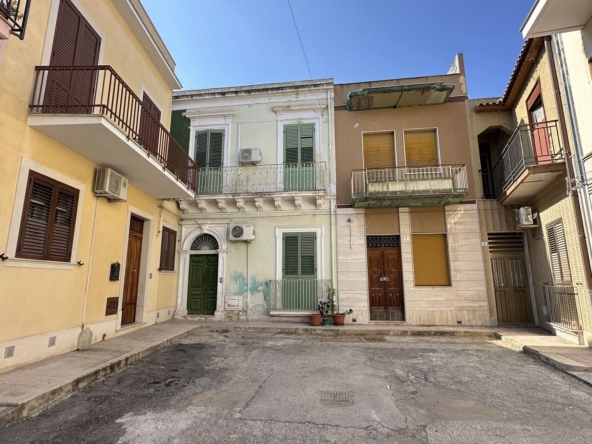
xmin=332 ymin=314 xmax=346 ymax=326
xmin=308 ymin=313 xmax=321 ymax=326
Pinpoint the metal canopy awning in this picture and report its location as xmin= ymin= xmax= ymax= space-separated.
xmin=346 ymin=82 xmax=456 ymax=111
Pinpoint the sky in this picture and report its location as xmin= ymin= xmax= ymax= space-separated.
xmin=142 ymin=0 xmax=536 ymax=99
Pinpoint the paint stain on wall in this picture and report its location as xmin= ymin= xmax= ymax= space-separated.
xmin=230 ymin=272 xmax=247 ymax=296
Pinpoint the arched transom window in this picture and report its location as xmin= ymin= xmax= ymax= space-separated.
xmin=191 ymin=234 xmax=219 ymax=251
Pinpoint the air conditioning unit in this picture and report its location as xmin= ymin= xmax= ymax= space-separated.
xmin=94 ymin=168 xmax=128 ymax=201
xmin=239 ymin=148 xmax=262 ymax=165
xmin=515 ymin=207 xmax=538 ymax=229
xmin=229 ymin=224 xmax=255 ymax=242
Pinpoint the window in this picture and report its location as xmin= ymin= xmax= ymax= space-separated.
xmin=195 ymin=129 xmax=224 ymax=168
xmin=547 ymin=220 xmax=571 ymax=284
xmin=159 ymin=227 xmax=177 ymax=271
xmin=282 ymin=233 xmax=317 ymax=279
xmin=404 ymin=129 xmax=439 ymax=167
xmin=16 ymin=171 xmax=79 ymax=262
xmin=283 ymin=124 xmax=315 ymax=191
xmin=411 ymin=208 xmax=450 ymax=286
xmin=363 ymin=132 xmax=395 ymax=169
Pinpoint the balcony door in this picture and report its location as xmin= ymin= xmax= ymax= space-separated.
xmin=139 ymin=93 xmax=161 ymax=157
xmin=44 ymin=0 xmax=101 ymax=113
xmin=527 ymin=82 xmax=552 ymax=163
xmin=195 ymin=130 xmax=224 ymax=195
xmin=284 ymin=124 xmax=315 ymax=191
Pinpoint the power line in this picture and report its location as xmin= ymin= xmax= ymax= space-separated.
xmin=287 ymin=0 xmax=315 ymax=83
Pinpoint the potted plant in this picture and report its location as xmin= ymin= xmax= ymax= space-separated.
xmin=318 ymin=300 xmax=332 ymax=326
xmin=308 ymin=311 xmax=321 ymax=326
xmin=327 ymin=288 xmax=352 ymax=326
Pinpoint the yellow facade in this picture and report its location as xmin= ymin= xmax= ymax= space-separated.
xmin=0 ymin=0 xmax=182 ymax=372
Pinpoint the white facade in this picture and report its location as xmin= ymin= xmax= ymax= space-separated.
xmin=172 ymin=80 xmax=337 ymax=321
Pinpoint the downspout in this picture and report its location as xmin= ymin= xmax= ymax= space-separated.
xmin=546 ymin=37 xmax=592 ymax=295
xmin=81 ymin=196 xmax=101 ymax=329
xmin=246 ymin=242 xmax=250 ymax=322
xmin=327 ymin=88 xmax=338 ymax=310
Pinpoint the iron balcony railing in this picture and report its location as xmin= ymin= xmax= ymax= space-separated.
xmin=197 ymin=162 xmax=327 ymax=196
xmin=351 ymin=165 xmax=468 ymax=199
xmin=268 ymin=279 xmax=332 ymax=311
xmin=0 ymin=0 xmax=31 ymax=40
xmin=491 ymin=120 xmax=563 ymax=198
xmin=543 ymin=285 xmax=582 ymax=331
xmin=29 ymin=66 xmax=198 ymax=193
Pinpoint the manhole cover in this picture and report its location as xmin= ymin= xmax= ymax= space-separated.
xmin=320 ymin=391 xmax=354 ymax=404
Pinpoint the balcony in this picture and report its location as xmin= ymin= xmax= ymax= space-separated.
xmin=197 ymin=162 xmax=327 ymax=195
xmin=28 ymin=66 xmax=197 ymax=199
xmin=0 ymin=0 xmax=31 ymax=40
xmin=490 ymin=121 xmax=565 ymax=205
xmin=351 ymin=165 xmax=468 ymax=208
xmin=268 ymin=279 xmax=331 ymax=315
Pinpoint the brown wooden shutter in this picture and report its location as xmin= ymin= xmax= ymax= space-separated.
xmin=404 ymin=130 xmax=438 ymax=167
xmin=47 ymin=186 xmax=78 ymax=261
xmin=17 ymin=174 xmax=56 ymax=260
xmin=159 ymin=227 xmax=177 ymax=271
xmin=412 ymin=234 xmax=451 ymax=286
xmin=547 ymin=221 xmax=571 ymax=284
xmin=363 ymin=132 xmax=395 ymax=169
xmin=140 ymin=93 xmax=162 ymax=155
xmin=17 ymin=171 xmax=79 ymax=262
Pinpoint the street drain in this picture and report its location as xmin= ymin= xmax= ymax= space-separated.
xmin=320 ymin=391 xmax=354 ymax=404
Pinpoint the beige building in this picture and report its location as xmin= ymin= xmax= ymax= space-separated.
xmin=0 ymin=0 xmax=197 ymax=372
xmin=334 ymin=55 xmax=490 ymax=326
xmin=472 ymin=35 xmax=592 ymax=345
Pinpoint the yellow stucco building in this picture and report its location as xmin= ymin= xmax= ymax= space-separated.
xmin=0 ymin=0 xmax=197 ymax=372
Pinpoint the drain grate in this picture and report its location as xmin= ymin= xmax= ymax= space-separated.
xmin=320 ymin=391 xmax=354 ymax=404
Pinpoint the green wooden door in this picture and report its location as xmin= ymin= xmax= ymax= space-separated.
xmin=282 ymin=233 xmax=317 ymax=309
xmin=187 ymin=254 xmax=218 ymax=315
xmin=284 ymin=124 xmax=315 ymax=191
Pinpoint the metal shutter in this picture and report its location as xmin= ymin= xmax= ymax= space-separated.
xmin=404 ymin=130 xmax=438 ymax=167
xmin=412 ymin=234 xmax=451 ymax=286
xmin=363 ymin=132 xmax=395 ymax=169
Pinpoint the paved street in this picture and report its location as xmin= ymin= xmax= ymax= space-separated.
xmin=1 ymin=330 xmax=592 ymax=444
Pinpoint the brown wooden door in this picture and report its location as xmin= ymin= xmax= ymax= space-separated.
xmin=491 ymin=252 xmax=534 ymax=325
xmin=122 ymin=216 xmax=144 ymax=325
xmin=139 ymin=93 xmax=162 ymax=156
xmin=44 ymin=0 xmax=101 ymax=113
xmin=368 ymin=247 xmax=404 ymax=321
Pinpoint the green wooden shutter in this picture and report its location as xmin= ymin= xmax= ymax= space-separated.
xmin=284 ymin=125 xmax=300 ymax=164
xmin=282 ymin=233 xmax=317 ymax=278
xmin=195 ymin=131 xmax=208 ymax=167
xmin=300 ymin=124 xmax=314 ymax=164
xmin=208 ymin=130 xmax=224 ymax=168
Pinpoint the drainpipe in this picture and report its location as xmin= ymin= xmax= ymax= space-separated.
xmin=327 ymin=88 xmax=338 ymax=310
xmin=81 ymin=196 xmax=101 ymax=329
xmin=545 ymin=37 xmax=592 ymax=294
xmin=246 ymin=242 xmax=250 ymax=322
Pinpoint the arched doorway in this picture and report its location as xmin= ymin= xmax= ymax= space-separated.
xmin=187 ymin=234 xmax=219 ymax=315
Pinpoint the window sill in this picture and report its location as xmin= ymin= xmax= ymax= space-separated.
xmin=158 ymin=270 xmax=176 ymax=274
xmin=2 ymin=258 xmax=77 ymax=270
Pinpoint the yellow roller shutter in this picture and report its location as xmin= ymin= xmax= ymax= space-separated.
xmin=363 ymin=132 xmax=395 ymax=169
xmin=405 ymin=130 xmax=438 ymax=167
xmin=412 ymin=234 xmax=451 ymax=286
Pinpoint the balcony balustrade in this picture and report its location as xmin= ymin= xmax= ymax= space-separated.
xmin=490 ymin=120 xmax=565 ymax=204
xmin=0 ymin=0 xmax=31 ymax=40
xmin=351 ymin=164 xmax=468 ymax=208
xmin=268 ymin=279 xmax=332 ymax=312
xmin=196 ymin=162 xmax=327 ymax=196
xmin=29 ymin=65 xmax=198 ymax=198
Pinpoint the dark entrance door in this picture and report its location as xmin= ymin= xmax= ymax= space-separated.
xmin=122 ymin=216 xmax=144 ymax=325
xmin=367 ymin=236 xmax=404 ymax=321
xmin=45 ymin=0 xmax=101 ymax=113
xmin=187 ymin=254 xmax=218 ymax=315
xmin=491 ymin=253 xmax=534 ymax=325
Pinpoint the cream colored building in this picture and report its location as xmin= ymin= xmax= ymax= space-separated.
xmin=170 ymin=80 xmax=337 ymax=321
xmin=0 ymin=0 xmax=197 ymax=372
xmin=471 ymin=34 xmax=592 ymax=345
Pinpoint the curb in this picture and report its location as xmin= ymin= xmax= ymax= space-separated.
xmin=0 ymin=325 xmax=203 ymax=428
xmin=204 ymin=324 xmax=497 ymax=339
xmin=523 ymin=346 xmax=592 ymax=373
